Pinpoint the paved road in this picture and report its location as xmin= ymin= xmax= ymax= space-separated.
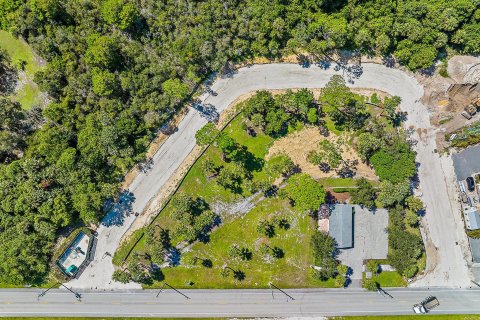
xmin=69 ymin=63 xmax=471 ymax=289
xmin=1 ymin=288 xmax=480 ymax=317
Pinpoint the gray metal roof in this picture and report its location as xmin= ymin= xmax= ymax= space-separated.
xmin=469 ymin=237 xmax=480 ymax=263
xmin=328 ymin=204 xmax=353 ymax=249
xmin=452 ymin=144 xmax=480 ymax=181
xmin=465 ymin=207 xmax=480 ymax=230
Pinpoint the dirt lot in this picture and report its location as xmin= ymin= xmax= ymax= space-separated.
xmin=266 ymin=126 xmax=377 ymax=181
xmin=415 ymin=55 xmax=480 ymax=151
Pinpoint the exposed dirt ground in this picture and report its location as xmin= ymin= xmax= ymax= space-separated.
xmin=415 ymin=55 xmax=480 ymax=151
xmin=266 ymin=126 xmax=378 ymax=181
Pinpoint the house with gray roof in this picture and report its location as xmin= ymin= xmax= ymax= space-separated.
xmin=464 ymin=206 xmax=480 ymax=230
xmin=328 ymin=204 xmax=354 ymax=249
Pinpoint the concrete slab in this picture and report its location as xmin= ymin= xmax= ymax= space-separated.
xmin=452 ymin=144 xmax=480 ymax=181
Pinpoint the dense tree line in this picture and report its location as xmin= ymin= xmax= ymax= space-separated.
xmin=0 ymin=0 xmax=476 ymax=284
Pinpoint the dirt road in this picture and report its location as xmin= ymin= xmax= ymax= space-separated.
xmin=68 ymin=63 xmax=471 ymax=289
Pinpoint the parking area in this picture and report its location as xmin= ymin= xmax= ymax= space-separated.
xmin=452 ymin=144 xmax=480 ymax=271
xmin=338 ymin=206 xmax=389 ymax=281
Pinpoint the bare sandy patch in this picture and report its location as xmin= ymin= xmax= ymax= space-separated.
xmin=265 ymin=126 xmax=377 ymax=181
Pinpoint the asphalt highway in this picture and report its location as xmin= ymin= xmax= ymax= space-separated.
xmin=1 ymin=288 xmax=479 ymax=317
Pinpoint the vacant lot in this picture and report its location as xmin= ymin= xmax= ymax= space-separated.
xmin=0 ymin=30 xmax=44 ymax=109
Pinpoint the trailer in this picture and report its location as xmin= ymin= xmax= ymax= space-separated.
xmin=413 ymin=296 xmax=440 ymax=314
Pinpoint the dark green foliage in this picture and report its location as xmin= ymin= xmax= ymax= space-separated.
xmin=310 ymin=231 xmax=338 ymax=280
xmin=388 ymin=227 xmax=423 ymax=277
xmin=350 ymin=178 xmax=377 ymax=208
xmin=244 ymin=89 xmax=316 ymax=137
xmin=319 ymin=76 xmax=369 ymax=130
xmin=284 ymin=173 xmax=326 ymax=213
xmin=0 ymin=0 xmax=467 ymax=285
xmin=370 ymin=143 xmax=416 ymax=183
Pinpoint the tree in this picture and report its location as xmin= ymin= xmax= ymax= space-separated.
xmin=356 ymin=132 xmax=384 ymax=161
xmin=350 ymin=178 xmax=377 ymax=208
xmin=363 ymin=279 xmax=379 ymax=291
xmin=102 ymin=0 xmax=140 ymax=30
xmin=404 ymin=209 xmax=419 ymax=227
xmin=216 ymin=163 xmax=246 ymax=193
xmin=308 ymin=140 xmax=342 ymax=171
xmin=377 ymin=180 xmax=411 ymax=208
xmin=311 ymin=231 xmax=338 ymax=280
xmin=112 ymin=269 xmax=130 ymax=283
xmin=162 ymin=78 xmax=190 ymax=104
xmin=366 ymin=260 xmax=379 ymax=274
xmin=201 ymin=158 xmax=221 ymax=178
xmin=257 ymin=219 xmax=275 ymax=238
xmin=370 ymin=144 xmax=416 ymax=183
xmin=337 ymin=264 xmax=349 ymax=276
xmin=85 ymin=35 xmax=121 ymax=70
xmin=195 ymin=123 xmax=219 ymax=146
xmin=406 ymin=196 xmax=424 ymax=213
xmin=318 ymin=75 xmax=369 ymax=130
xmin=268 ymin=154 xmax=295 ymax=178
xmin=284 ymin=173 xmax=326 ymax=213
xmin=92 ymin=69 xmax=117 ymax=96
xmin=383 ymin=96 xmax=402 ymax=125
xmin=307 ymin=108 xmax=318 ymax=124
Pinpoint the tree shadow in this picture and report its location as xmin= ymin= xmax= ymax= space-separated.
xmin=0 ymin=63 xmax=17 ymax=95
xmin=165 ymin=247 xmax=181 ymax=267
xmin=101 ymin=190 xmax=135 ymax=227
xmin=192 ymin=102 xmax=219 ymax=123
xmin=297 ymin=54 xmax=311 ymax=68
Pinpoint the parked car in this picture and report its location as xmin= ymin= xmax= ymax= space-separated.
xmin=467 ymin=177 xmax=476 ymax=192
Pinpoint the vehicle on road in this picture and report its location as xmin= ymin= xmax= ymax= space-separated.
xmin=467 ymin=176 xmax=476 ymax=192
xmin=413 ymin=296 xmax=439 ymax=314
xmin=462 ymin=111 xmax=473 ymax=120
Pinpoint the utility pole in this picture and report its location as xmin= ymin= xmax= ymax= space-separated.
xmin=156 ymin=282 xmax=190 ymax=300
xmin=269 ymin=282 xmax=294 ymax=301
xmin=38 ymin=282 xmax=81 ymax=301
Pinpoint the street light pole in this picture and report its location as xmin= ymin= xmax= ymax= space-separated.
xmin=156 ymin=282 xmax=190 ymax=300
xmin=38 ymin=282 xmax=81 ymax=302
xmin=268 ymin=282 xmax=294 ymax=301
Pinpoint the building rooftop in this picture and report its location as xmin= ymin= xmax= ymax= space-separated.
xmin=328 ymin=204 xmax=354 ymax=249
xmin=452 ymin=144 xmax=480 ymax=181
xmin=57 ymin=231 xmax=91 ymax=277
xmin=464 ymin=207 xmax=480 ymax=230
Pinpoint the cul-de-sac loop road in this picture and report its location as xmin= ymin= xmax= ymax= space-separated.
xmin=17 ymin=62 xmax=469 ymax=317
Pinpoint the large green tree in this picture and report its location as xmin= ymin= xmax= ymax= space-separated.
xmin=284 ymin=173 xmax=326 ymax=213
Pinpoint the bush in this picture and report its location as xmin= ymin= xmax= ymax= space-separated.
xmin=403 ymin=265 xmax=418 ymax=278
xmin=467 ymin=229 xmax=480 ymax=239
xmin=363 ymin=279 xmax=379 ymax=291
xmin=112 ymin=269 xmax=130 ymax=284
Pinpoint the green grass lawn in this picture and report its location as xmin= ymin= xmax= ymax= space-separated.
xmin=122 ymin=114 xmax=340 ymax=289
xmin=0 ymin=30 xmax=44 ymax=109
xmin=372 ymin=271 xmax=406 ymax=287
xmin=145 ymin=197 xmax=337 ymax=289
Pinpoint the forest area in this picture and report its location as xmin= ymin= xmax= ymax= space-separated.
xmin=0 ymin=0 xmax=479 ymax=285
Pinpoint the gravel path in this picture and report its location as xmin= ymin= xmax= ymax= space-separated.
xmin=67 ymin=63 xmax=471 ymax=289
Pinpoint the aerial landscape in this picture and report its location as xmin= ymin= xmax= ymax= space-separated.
xmin=1 ymin=0 xmax=480 ymax=319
